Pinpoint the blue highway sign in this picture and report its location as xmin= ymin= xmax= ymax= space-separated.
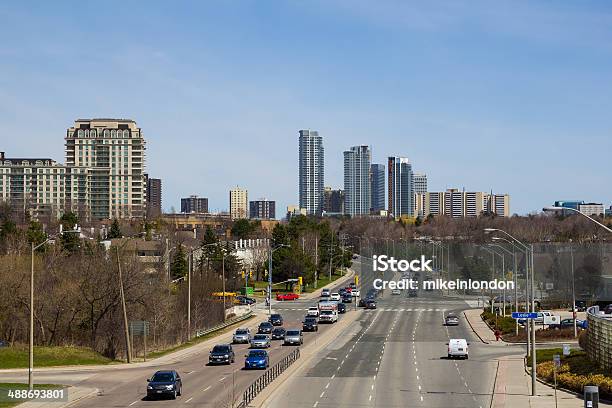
xmin=511 ymin=312 xmax=538 ymax=319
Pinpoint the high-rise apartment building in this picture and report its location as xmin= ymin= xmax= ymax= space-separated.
xmin=416 ymin=189 xmax=510 ymax=218
xmin=0 ymin=153 xmax=66 ymax=220
xmin=412 ymin=173 xmax=427 ymax=216
xmin=146 ymin=176 xmax=162 ymax=218
xmin=344 ymin=146 xmax=371 ymax=217
xmin=370 ymin=164 xmax=385 ymax=213
xmin=229 ymin=187 xmax=248 ymax=220
xmin=65 ymin=119 xmax=146 ymax=220
xmin=323 ymin=187 xmax=345 ymax=214
xmin=388 ymin=157 xmax=413 ymax=219
xmin=298 ymin=130 xmax=324 ymax=216
xmin=249 ymin=199 xmax=276 ymax=219
xmin=181 ymin=195 xmax=208 ymax=214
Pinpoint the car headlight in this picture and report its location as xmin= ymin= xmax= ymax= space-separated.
xmin=166 ymin=385 xmax=174 ymax=390
xmin=147 ymin=386 xmax=153 ymax=390
xmin=224 ymin=354 xmax=229 ymax=358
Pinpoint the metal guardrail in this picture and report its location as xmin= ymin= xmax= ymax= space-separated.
xmin=195 ymin=310 xmax=253 ymax=338
xmin=237 ymin=348 xmax=301 ymax=408
xmin=586 ymin=306 xmax=612 ymax=370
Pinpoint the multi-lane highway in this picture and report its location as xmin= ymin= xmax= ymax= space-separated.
xmin=265 ymin=286 xmax=522 ymax=408
xmin=0 ymin=274 xmax=360 ymax=408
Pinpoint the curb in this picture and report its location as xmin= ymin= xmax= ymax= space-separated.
xmin=463 ymin=310 xmax=490 ymax=344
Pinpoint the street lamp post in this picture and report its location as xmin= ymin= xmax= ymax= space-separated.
xmin=490 ymin=243 xmax=518 ymax=334
xmin=29 ymin=227 xmax=80 ymax=390
xmin=268 ymin=244 xmax=290 ymax=315
xmin=485 ymin=227 xmax=537 ymax=396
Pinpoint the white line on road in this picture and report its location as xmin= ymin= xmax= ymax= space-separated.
xmin=219 ymin=376 xmax=226 ymax=382
xmin=129 ymin=401 xmax=138 ymax=407
xmin=313 ymin=402 xmax=318 ymax=408
xmin=201 ymin=386 xmax=211 ymax=392
xmin=185 ymin=397 xmax=193 ymax=403
xmin=325 ymin=383 xmax=330 ymax=389
xmin=369 ymin=395 xmax=372 ymax=401
xmin=320 ymin=391 xmax=325 ymax=398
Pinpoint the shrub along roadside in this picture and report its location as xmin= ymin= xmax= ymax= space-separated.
xmin=531 ymin=348 xmax=612 ymax=400
xmin=481 ymin=311 xmax=516 ymax=334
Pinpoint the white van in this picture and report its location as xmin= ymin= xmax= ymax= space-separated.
xmin=447 ymin=339 xmax=469 ymax=359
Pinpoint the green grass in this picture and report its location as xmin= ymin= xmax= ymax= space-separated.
xmin=526 ymin=348 xmax=586 ymax=366
xmin=303 ymin=271 xmax=344 ymax=293
xmin=248 ymin=270 xmax=346 ymax=295
xmin=0 ymin=383 xmax=63 ymax=408
xmin=0 ymin=346 xmax=114 ymax=369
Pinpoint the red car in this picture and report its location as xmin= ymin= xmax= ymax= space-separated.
xmin=345 ymin=287 xmax=353 ymax=293
xmin=276 ymin=293 xmax=300 ymax=301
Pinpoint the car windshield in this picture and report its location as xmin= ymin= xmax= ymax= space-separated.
xmin=286 ymin=330 xmax=300 ymax=336
xmin=151 ymin=372 xmax=174 ymax=382
xmin=305 ymin=318 xmax=316 ymax=323
xmin=236 ymin=330 xmax=248 ymax=335
xmin=212 ymin=345 xmax=229 ymax=352
xmin=249 ymin=350 xmax=267 ymax=357
xmin=254 ymin=335 xmax=267 ymax=340
xmin=271 ymin=314 xmax=281 ymax=319
xmin=273 ymin=328 xmax=284 ymax=333
xmin=321 ymin=310 xmax=332 ymax=314
xmin=261 ymin=322 xmax=272 ymax=327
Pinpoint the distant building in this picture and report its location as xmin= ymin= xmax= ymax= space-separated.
xmin=416 ymin=189 xmax=510 ymax=218
xmin=0 ymin=153 xmax=66 ymax=221
xmin=412 ymin=173 xmax=427 ymax=216
xmin=370 ymin=164 xmax=385 ymax=213
xmin=323 ymin=187 xmax=345 ymax=214
xmin=229 ymin=187 xmax=248 ymax=220
xmin=344 ymin=146 xmax=371 ymax=217
xmin=249 ymin=199 xmax=276 ymax=220
xmin=605 ymin=206 xmax=612 ymax=217
xmin=388 ymin=157 xmax=413 ymax=219
xmin=286 ymin=205 xmax=307 ymax=220
xmin=146 ymin=176 xmax=162 ymax=218
xmin=578 ymin=203 xmax=604 ymax=217
xmin=554 ymin=200 xmax=584 ymax=210
xmin=298 ymin=130 xmax=325 ymax=216
xmin=181 ymin=195 xmax=209 ymax=214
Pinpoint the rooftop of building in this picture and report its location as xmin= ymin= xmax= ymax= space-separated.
xmin=75 ymin=118 xmax=136 ymax=123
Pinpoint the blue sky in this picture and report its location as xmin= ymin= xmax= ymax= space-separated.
xmin=1 ymin=1 xmax=611 ymax=215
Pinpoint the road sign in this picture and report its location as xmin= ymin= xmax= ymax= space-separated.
xmin=512 ymin=312 xmax=538 ymax=319
xmin=553 ymin=354 xmax=561 ymax=368
xmin=563 ymin=344 xmax=571 ymax=356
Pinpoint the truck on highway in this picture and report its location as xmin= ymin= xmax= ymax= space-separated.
xmin=318 ymin=301 xmax=338 ymax=312
xmin=319 ymin=309 xmax=338 ymax=323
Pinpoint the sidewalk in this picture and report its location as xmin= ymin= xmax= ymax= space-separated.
xmin=464 ymin=308 xmax=611 ymax=407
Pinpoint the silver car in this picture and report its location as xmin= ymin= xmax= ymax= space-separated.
xmin=233 ymin=328 xmax=251 ymax=344
xmin=283 ymin=329 xmax=303 ymax=346
xmin=445 ymin=314 xmax=459 ymax=326
xmin=251 ymin=334 xmax=271 ymax=348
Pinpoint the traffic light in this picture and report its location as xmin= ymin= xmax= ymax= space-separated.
xmin=241 ymin=270 xmax=245 ymax=278
xmin=355 ymin=275 xmax=359 ymax=286
xmin=249 ymin=270 xmax=253 ymax=278
xmin=298 ymin=276 xmax=303 ymax=286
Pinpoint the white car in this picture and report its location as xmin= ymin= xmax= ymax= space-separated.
xmin=307 ymin=306 xmax=320 ymax=317
xmin=351 ymin=289 xmax=361 ymax=297
xmin=321 ymin=289 xmax=331 ymax=297
xmin=330 ymin=293 xmax=341 ymax=301
xmin=447 ymin=338 xmax=469 ymax=359
xmin=319 ymin=310 xmax=338 ymax=323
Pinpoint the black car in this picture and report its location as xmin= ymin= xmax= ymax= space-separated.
xmin=258 ymin=322 xmax=274 ymax=334
xmin=342 ymin=295 xmax=352 ymax=303
xmin=147 ymin=370 xmax=182 ymax=400
xmin=337 ymin=303 xmax=346 ymax=314
xmin=269 ymin=314 xmax=284 ymax=326
xmin=303 ymin=317 xmax=319 ymax=332
xmin=271 ymin=327 xmax=286 ymax=340
xmin=209 ymin=344 xmax=235 ymax=365
xmin=236 ymin=295 xmax=256 ymax=305
xmin=359 ymin=296 xmax=374 ymax=307
xmin=339 ymin=288 xmax=348 ymax=297
xmin=365 ymin=300 xmax=377 ymax=309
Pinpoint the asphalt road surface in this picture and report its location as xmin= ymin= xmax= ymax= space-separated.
xmin=266 ymin=286 xmax=523 ymax=408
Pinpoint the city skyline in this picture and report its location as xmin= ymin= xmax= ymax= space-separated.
xmin=1 ymin=2 xmax=611 ymax=215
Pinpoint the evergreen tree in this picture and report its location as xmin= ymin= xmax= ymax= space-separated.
xmin=27 ymin=221 xmax=47 ymax=249
xmin=108 ymin=219 xmax=122 ymax=239
xmin=60 ymin=212 xmax=80 ymax=253
xmin=171 ymin=243 xmax=188 ymax=280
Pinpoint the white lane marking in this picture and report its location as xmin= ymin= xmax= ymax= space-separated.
xmin=420 ymin=395 xmax=424 ymax=401
xmin=202 ymin=385 xmax=211 ymax=392
xmin=369 ymin=395 xmax=372 ymax=401
xmin=325 ymin=383 xmax=330 ymax=389
xmin=418 ymin=385 xmax=422 ymax=391
xmin=185 ymin=397 xmax=193 ymax=403
xmin=331 ymin=374 xmax=335 ymax=379
xmin=129 ymin=402 xmax=138 ymax=407
xmin=313 ymin=402 xmax=319 ymax=408
xmin=320 ymin=391 xmax=325 ymax=398
xmin=219 ymin=376 xmax=226 ymax=382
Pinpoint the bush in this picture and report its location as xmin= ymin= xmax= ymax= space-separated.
xmin=481 ymin=311 xmax=517 ymax=334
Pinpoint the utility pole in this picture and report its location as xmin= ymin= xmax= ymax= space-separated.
xmin=29 ymin=243 xmax=35 ymax=390
xmin=530 ymin=244 xmax=536 ymax=396
xmin=314 ymin=236 xmax=318 ymax=289
xmin=187 ymin=252 xmax=191 ymax=338
xmin=222 ymin=253 xmax=226 ymax=322
xmin=570 ymin=242 xmax=577 ymax=338
xmin=116 ymin=248 xmax=132 ymax=363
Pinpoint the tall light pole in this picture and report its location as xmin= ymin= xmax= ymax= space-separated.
xmin=29 ymin=227 xmax=80 ymax=390
xmin=485 ymin=227 xmax=536 ymax=396
xmin=490 ymin=243 xmax=518 ymax=333
xmin=268 ymin=244 xmax=290 ymax=315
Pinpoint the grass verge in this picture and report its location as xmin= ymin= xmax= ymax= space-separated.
xmin=0 ymin=346 xmax=113 ymax=369
xmin=0 ymin=383 xmax=63 ymax=408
